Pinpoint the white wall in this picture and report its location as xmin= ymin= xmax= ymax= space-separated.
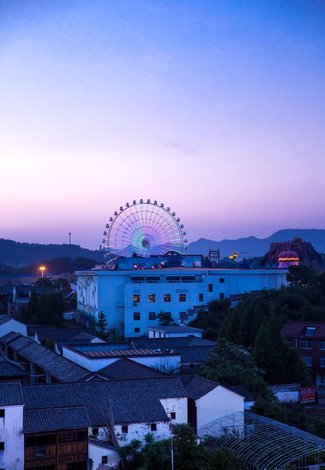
xmin=113 ymin=422 xmax=170 ymax=446
xmin=159 ymin=397 xmax=188 ymax=425
xmin=62 ymin=347 xmax=118 ymax=371
xmin=0 ymin=319 xmax=27 ymax=338
xmin=0 ymin=405 xmax=24 ymax=470
xmin=129 ymin=355 xmax=180 ymax=373
xmin=89 ymin=441 xmax=120 ymax=469
xmin=196 ymin=386 xmax=244 ymax=431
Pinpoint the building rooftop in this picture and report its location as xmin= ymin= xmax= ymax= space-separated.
xmin=0 ymin=333 xmax=89 ymax=382
xmin=180 ymin=374 xmax=218 ymax=400
xmin=67 ymin=344 xmax=179 ymax=359
xmin=0 ymin=352 xmax=25 ymax=378
xmin=24 ymin=406 xmax=90 ymax=433
xmin=282 ymin=321 xmax=325 ymax=338
xmin=22 ymin=378 xmax=187 ymax=425
xmin=27 ymin=325 xmax=97 ymax=342
xmin=98 ymin=358 xmax=164 ymax=380
xmin=148 ymin=325 xmax=203 ymax=334
xmin=0 ymin=382 xmax=24 ymax=406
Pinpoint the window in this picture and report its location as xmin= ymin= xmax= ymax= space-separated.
xmin=133 ymin=312 xmax=140 ymax=321
xmin=303 ymin=356 xmax=312 ymax=367
xmin=219 ymin=278 xmax=225 ymax=283
xmin=134 ymin=328 xmax=140 ymax=333
xmin=199 ymin=293 xmax=204 ymax=302
xmin=102 ymin=456 xmax=108 ymax=464
xmin=164 ymin=294 xmax=171 ymax=302
xmin=301 ymin=339 xmax=312 ymax=349
xmin=148 ymin=294 xmax=156 ymax=303
xmin=0 ymin=410 xmax=4 ymax=418
xmin=92 ymin=427 xmax=99 ymax=436
xmin=320 ymin=340 xmax=325 ymax=350
xmin=0 ymin=442 xmax=4 ymax=450
xmin=150 ymin=423 xmax=157 ymax=432
xmin=179 ymin=294 xmax=186 ymax=302
xmin=208 ymin=284 xmax=213 ymax=292
xmin=305 ymin=326 xmax=317 ymax=336
xmin=58 ymin=431 xmax=87 ymax=443
xmin=121 ymin=425 xmax=128 ymax=433
xmin=170 ymin=412 xmax=176 ymax=420
xmin=219 ymin=293 xmax=225 ymax=301
xmin=149 ymin=312 xmax=156 ymax=320
xmin=133 ymin=294 xmax=140 ymax=303
xmin=320 ymin=357 xmax=325 ymax=368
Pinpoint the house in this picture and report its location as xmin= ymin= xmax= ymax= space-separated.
xmin=282 ymin=321 xmax=325 ymax=387
xmin=148 ymin=325 xmax=203 ymax=338
xmin=76 ymin=267 xmax=287 ymax=337
xmin=0 ymin=382 xmax=24 ymax=469
xmin=179 ymin=375 xmax=244 ymax=432
xmin=62 ymin=343 xmax=181 ymax=373
xmin=131 ymin=336 xmax=216 ymax=373
xmin=0 ymin=332 xmax=90 ymax=384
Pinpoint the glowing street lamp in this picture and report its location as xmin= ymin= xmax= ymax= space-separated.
xmin=39 ymin=266 xmax=46 ymax=278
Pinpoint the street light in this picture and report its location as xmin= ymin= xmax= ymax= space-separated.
xmin=39 ymin=266 xmax=46 ymax=278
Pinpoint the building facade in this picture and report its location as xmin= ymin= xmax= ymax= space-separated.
xmin=77 ymin=267 xmax=287 ymax=337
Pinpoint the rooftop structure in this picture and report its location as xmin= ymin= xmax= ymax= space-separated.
xmin=148 ymin=325 xmax=203 ymax=338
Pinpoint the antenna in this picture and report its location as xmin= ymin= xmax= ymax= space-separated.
xmin=69 ymin=232 xmax=71 ymax=259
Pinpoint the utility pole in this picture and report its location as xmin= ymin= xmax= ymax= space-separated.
xmin=170 ymin=413 xmax=174 ymax=470
xmin=68 ymin=232 xmax=71 ymax=259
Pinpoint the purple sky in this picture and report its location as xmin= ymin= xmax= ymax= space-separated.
xmin=1 ymin=1 xmax=325 ymax=248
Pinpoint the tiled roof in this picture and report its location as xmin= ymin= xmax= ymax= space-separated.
xmin=1 ymin=334 xmax=89 ymax=382
xmin=0 ymin=331 xmax=21 ymax=344
xmin=224 ymin=385 xmax=253 ymax=402
xmin=0 ymin=315 xmax=11 ymax=325
xmin=22 ymin=378 xmax=187 ymax=425
xmin=282 ymin=321 xmax=325 ymax=338
xmin=24 ymin=406 xmax=90 ymax=433
xmin=131 ymin=337 xmax=216 ymax=349
xmin=81 ymin=348 xmax=178 ymax=358
xmin=0 ymin=352 xmax=25 ymax=377
xmin=180 ymin=375 xmax=218 ymax=400
xmin=149 ymin=326 xmax=203 ymax=333
xmin=0 ymin=382 xmax=23 ymax=406
xmin=98 ymin=358 xmax=164 ymax=380
xmin=27 ymin=325 xmax=97 ymax=341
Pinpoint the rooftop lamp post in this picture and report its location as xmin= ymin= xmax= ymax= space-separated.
xmin=39 ymin=265 xmax=46 ymax=278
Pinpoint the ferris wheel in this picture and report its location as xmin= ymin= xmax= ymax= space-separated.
xmin=102 ymin=199 xmax=187 ymax=259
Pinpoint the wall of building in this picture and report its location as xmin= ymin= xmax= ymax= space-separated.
xmin=113 ymin=422 xmax=170 ymax=446
xmin=89 ymin=441 xmax=120 ymax=469
xmin=196 ymin=386 xmax=244 ymax=431
xmin=62 ymin=347 xmax=118 ymax=371
xmin=159 ymin=397 xmax=188 ymax=425
xmin=0 ymin=319 xmax=27 ymax=337
xmin=77 ymin=268 xmax=287 ymax=337
xmin=0 ymin=404 xmax=24 ymax=470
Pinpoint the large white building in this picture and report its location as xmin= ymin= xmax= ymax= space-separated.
xmin=77 ymin=267 xmax=287 ymax=337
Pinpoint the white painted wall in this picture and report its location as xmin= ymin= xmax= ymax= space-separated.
xmin=0 ymin=405 xmax=24 ymax=470
xmin=62 ymin=347 xmax=118 ymax=371
xmin=159 ymin=397 xmax=188 ymax=425
xmin=195 ymin=386 xmax=244 ymax=431
xmin=0 ymin=319 xmax=27 ymax=337
xmin=89 ymin=441 xmax=120 ymax=469
xmin=113 ymin=422 xmax=170 ymax=446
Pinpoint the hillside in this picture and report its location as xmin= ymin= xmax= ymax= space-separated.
xmin=187 ymin=229 xmax=325 ymax=257
xmin=0 ymin=239 xmax=104 ymax=267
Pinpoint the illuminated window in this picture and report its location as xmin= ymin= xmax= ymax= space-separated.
xmin=179 ymin=294 xmax=186 ymax=302
xmin=149 ymin=312 xmax=156 ymax=320
xmin=133 ymin=294 xmax=140 ymax=303
xmin=148 ymin=294 xmax=156 ymax=303
xmin=164 ymin=294 xmax=171 ymax=302
xmin=303 ymin=356 xmax=312 ymax=367
xmin=301 ymin=339 xmax=312 ymax=349
xmin=133 ymin=312 xmax=140 ymax=321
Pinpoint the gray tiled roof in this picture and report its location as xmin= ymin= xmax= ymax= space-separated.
xmin=27 ymin=325 xmax=97 ymax=341
xmin=0 ymin=382 xmax=23 ymax=406
xmin=23 ymin=378 xmax=187 ymax=425
xmin=24 ymin=406 xmax=90 ymax=433
xmin=0 ymin=353 xmax=25 ymax=377
xmin=0 ymin=331 xmax=21 ymax=344
xmin=98 ymin=358 xmax=164 ymax=380
xmin=149 ymin=325 xmax=203 ymax=333
xmin=180 ymin=375 xmax=218 ymax=400
xmin=131 ymin=337 xmax=216 ymax=349
xmin=1 ymin=334 xmax=89 ymax=382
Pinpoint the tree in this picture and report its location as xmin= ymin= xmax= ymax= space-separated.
xmin=201 ymin=339 xmax=268 ymax=398
xmin=19 ymin=291 xmax=64 ymax=326
xmin=95 ymin=311 xmax=110 ymax=340
xmin=287 ymin=265 xmax=311 ymax=286
xmin=157 ymin=311 xmax=174 ymax=326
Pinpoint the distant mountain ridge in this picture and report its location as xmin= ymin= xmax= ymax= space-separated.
xmin=186 ymin=229 xmax=325 ymax=257
xmin=0 ymin=238 xmax=104 ymax=267
xmin=1 ymin=229 xmax=325 ymax=267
